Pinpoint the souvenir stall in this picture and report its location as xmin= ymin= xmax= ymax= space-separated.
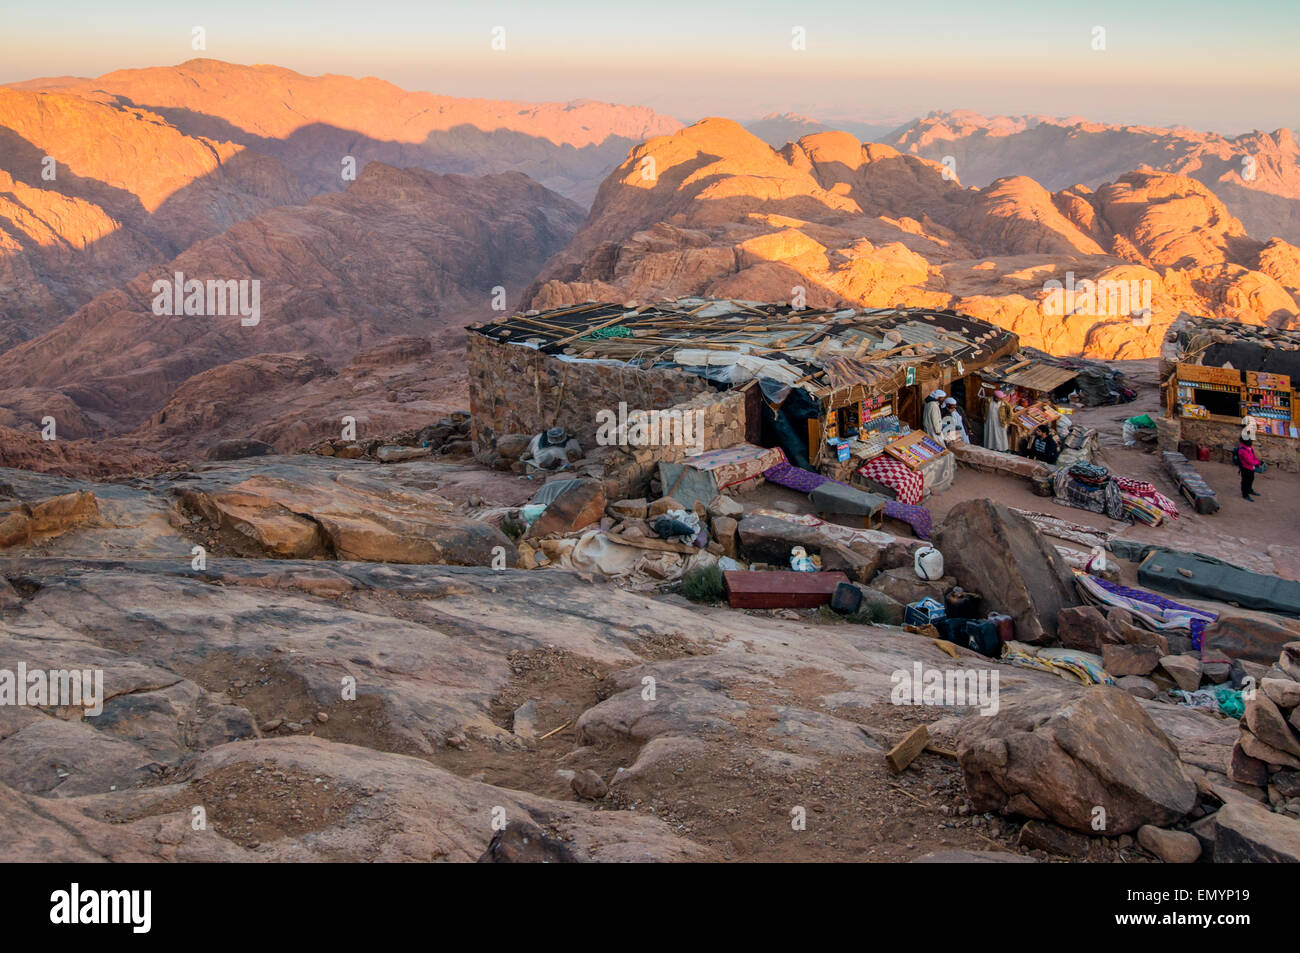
xmin=976 ymin=356 xmax=1080 ymax=452
xmin=1160 ymin=316 xmax=1300 ymax=472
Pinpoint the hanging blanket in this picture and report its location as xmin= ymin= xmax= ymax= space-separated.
xmin=1074 ymin=570 xmax=1218 ymax=649
xmin=856 ymin=455 xmax=924 ymax=506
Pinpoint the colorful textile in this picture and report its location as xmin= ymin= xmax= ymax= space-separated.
xmin=1113 ymin=477 xmax=1179 ymax=519
xmin=1121 ymin=494 xmax=1166 ymax=526
xmin=1053 ymin=466 xmax=1128 ymax=521
xmin=762 ymin=459 xmax=830 ymax=494
xmin=1068 ymin=462 xmax=1110 ymax=485
xmin=683 ymin=443 xmax=786 ymax=489
xmin=856 ymin=455 xmax=924 ymax=506
xmin=882 ymin=500 xmax=932 ymax=540
xmin=1074 ymin=570 xmax=1218 ymax=649
xmin=1001 ymin=644 xmax=1111 ymax=686
xmin=1172 ymin=687 xmax=1244 ymax=719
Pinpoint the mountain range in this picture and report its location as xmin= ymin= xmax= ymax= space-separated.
xmin=1 ymin=61 xmax=1298 ymax=466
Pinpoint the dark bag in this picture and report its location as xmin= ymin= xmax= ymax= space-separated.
xmin=937 ymin=617 xmax=1001 ymax=658
xmin=963 ymin=619 xmax=1002 ymax=658
xmin=831 ymin=582 xmax=862 ymax=615
xmin=944 ymin=586 xmax=983 ymax=619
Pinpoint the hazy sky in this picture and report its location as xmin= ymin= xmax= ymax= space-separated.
xmin=3 ymin=0 xmax=1297 ymax=133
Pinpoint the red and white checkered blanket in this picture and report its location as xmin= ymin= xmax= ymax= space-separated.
xmin=856 ymin=455 xmax=924 ymax=506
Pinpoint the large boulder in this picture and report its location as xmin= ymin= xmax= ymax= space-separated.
xmin=1243 ymin=695 xmax=1300 ymax=759
xmin=956 ymin=686 xmax=1196 ymax=834
xmin=1211 ymin=798 xmax=1300 ymax=862
xmin=933 ymin=499 xmax=1077 ymax=643
xmin=869 ymin=566 xmax=956 ymax=606
xmin=1056 ymin=606 xmax=1112 ymax=654
xmin=736 ymin=515 xmax=865 ymax=573
xmin=526 ymin=480 xmax=606 ymax=539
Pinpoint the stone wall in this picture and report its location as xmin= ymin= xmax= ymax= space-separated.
xmin=467 ymin=334 xmax=715 ymax=457
xmin=601 ymin=389 xmax=749 ymax=500
xmin=1169 ymin=417 xmax=1300 ymax=473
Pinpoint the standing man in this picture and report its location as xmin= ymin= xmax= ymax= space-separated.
xmin=923 ymin=389 xmax=945 ymax=439
xmin=941 ymin=397 xmax=969 ymax=443
xmin=983 ymin=389 xmax=1010 ymax=452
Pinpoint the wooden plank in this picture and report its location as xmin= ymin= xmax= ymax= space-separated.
xmin=886 ymin=724 xmax=931 ymax=774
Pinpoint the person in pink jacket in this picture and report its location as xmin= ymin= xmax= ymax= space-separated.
xmin=1237 ymin=438 xmax=1262 ymax=500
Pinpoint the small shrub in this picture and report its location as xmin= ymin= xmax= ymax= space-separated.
xmin=680 ymin=565 xmax=725 ymax=603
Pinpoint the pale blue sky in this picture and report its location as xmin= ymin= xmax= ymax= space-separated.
xmin=2 ymin=0 xmax=1296 ymax=132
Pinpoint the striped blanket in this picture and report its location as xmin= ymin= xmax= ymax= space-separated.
xmin=1074 ymin=570 xmax=1217 ymax=649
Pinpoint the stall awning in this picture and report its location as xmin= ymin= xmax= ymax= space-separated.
xmin=993 ymin=360 xmax=1078 ymax=393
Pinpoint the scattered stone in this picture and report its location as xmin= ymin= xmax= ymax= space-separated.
xmin=1274 ymin=770 xmax=1300 ymax=800
xmin=1262 ymin=677 xmax=1300 ymax=710
xmin=1137 ymin=825 xmax=1201 ymax=863
xmin=526 ymin=480 xmax=606 ymax=538
xmin=608 ymin=498 xmax=648 ymax=520
xmin=869 ymin=566 xmax=956 ymax=606
xmin=1017 ymin=820 xmax=1090 ymax=857
xmin=647 ymin=497 xmax=684 ymax=518
xmin=1056 ymin=605 xmax=1111 ymax=654
xmin=315 ymin=712 xmax=329 ymax=724
xmin=1244 ymin=695 xmax=1300 ymax=759
xmin=1203 ymin=617 xmax=1300 ymax=666
xmin=1159 ymin=655 xmax=1202 ymax=692
xmin=571 ymin=769 xmax=608 ymax=800
xmin=1102 ymin=643 xmax=1161 ymax=677
xmin=1116 ymin=675 xmax=1158 ymax=699
xmin=1239 ymin=729 xmax=1300 ymax=770
xmin=1211 ymin=798 xmax=1300 ymax=862
xmin=711 ymin=516 xmax=738 ymax=558
xmin=1228 ymin=741 xmax=1269 ymax=787
xmin=707 ymin=495 xmax=744 ymax=519
xmin=478 ymin=821 xmax=578 ymax=863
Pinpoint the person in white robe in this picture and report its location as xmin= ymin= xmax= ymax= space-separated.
xmin=983 ymin=389 xmax=1010 ymax=452
xmin=941 ymin=397 xmax=969 ymax=443
xmin=922 ymin=389 xmax=946 ymax=440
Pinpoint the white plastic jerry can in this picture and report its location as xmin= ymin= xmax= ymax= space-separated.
xmin=914 ymin=545 xmax=944 ymax=581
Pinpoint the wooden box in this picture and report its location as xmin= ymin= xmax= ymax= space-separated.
xmin=723 ymin=571 xmax=850 ymax=609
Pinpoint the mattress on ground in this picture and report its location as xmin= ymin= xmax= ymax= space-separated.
xmin=809 ymin=481 xmax=886 ymax=517
xmin=1137 ymin=549 xmax=1300 ymax=617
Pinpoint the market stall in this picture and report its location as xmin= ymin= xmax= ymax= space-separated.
xmin=975 ymin=355 xmax=1079 ymax=450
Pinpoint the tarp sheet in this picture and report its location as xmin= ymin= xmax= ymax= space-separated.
xmin=1136 ymin=549 xmax=1300 ymax=617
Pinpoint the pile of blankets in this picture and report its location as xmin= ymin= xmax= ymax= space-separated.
xmin=1052 ymin=462 xmax=1127 ymax=521
xmin=1114 ymin=477 xmax=1181 ymax=526
xmin=1074 ymin=570 xmax=1218 ymax=649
